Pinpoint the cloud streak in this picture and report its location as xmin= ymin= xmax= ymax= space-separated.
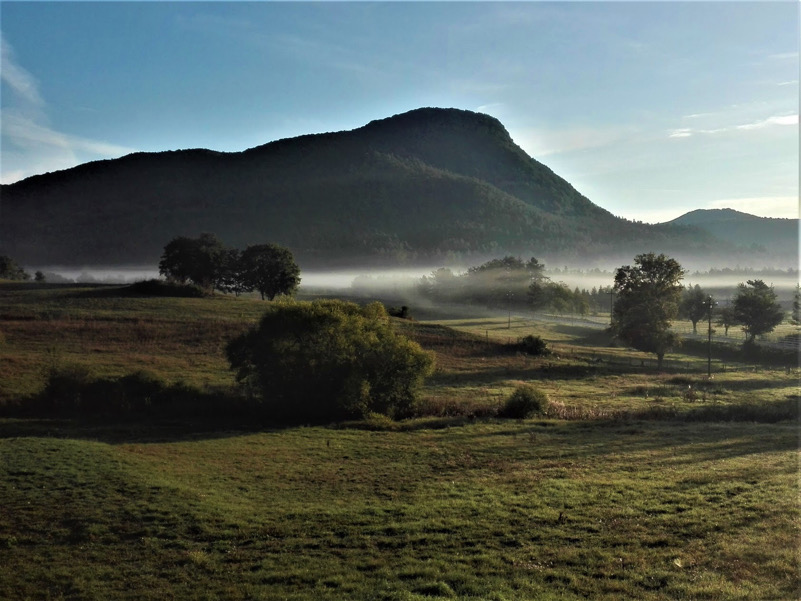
xmin=669 ymin=113 xmax=798 ymax=138
xmin=1 ymin=35 xmax=136 ymax=183
xmin=0 ymin=38 xmax=44 ymax=110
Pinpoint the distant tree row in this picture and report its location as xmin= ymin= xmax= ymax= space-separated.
xmin=158 ymin=233 xmax=300 ymax=300
xmin=418 ymin=256 xmax=611 ymax=316
xmin=419 ymin=253 xmax=790 ymax=369
xmin=612 ymin=253 xmax=787 ymax=368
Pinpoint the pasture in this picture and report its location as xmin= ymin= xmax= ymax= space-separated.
xmin=0 ymin=283 xmax=798 ymax=600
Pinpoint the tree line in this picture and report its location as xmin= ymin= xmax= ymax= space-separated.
xmin=418 ymin=253 xmax=792 ymax=369
xmin=158 ymin=233 xmax=300 ymax=300
xmin=418 ymin=256 xmax=612 ymax=316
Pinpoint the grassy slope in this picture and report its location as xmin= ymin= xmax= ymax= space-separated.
xmin=0 ymin=284 xmax=799 ymax=600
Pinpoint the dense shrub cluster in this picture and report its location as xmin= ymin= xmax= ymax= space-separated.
xmin=515 ymin=335 xmax=548 ymax=356
xmin=128 ymin=279 xmax=206 ymax=298
xmin=226 ymin=300 xmax=434 ymax=421
xmin=499 ymin=384 xmax=549 ymax=419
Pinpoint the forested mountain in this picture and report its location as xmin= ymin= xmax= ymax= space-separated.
xmin=0 ymin=107 xmax=750 ymax=268
xmin=667 ymin=209 xmax=798 ymax=257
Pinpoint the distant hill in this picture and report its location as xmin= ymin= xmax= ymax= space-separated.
xmin=666 ymin=209 xmax=798 ymax=257
xmin=0 ymin=107 xmax=756 ymax=268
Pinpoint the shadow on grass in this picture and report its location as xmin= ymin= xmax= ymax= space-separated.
xmin=458 ymin=405 xmax=799 ymax=463
xmin=551 ymin=324 xmax=612 ymax=345
xmin=64 ymin=280 xmax=206 ymax=299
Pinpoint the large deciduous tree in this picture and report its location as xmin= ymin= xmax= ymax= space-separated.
xmin=158 ymin=233 xmax=227 ymax=291
xmin=240 ymin=243 xmax=301 ymax=300
xmin=226 ymin=300 xmax=434 ymax=421
xmin=612 ymin=253 xmax=684 ymax=370
xmin=732 ymin=279 xmax=784 ymax=344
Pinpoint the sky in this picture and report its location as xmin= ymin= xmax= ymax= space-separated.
xmin=1 ymin=1 xmax=798 ymax=223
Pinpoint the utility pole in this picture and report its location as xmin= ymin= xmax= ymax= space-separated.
xmin=707 ymin=295 xmax=715 ymax=378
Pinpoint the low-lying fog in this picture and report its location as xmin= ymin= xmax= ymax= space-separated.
xmin=36 ymin=264 xmax=798 ymax=299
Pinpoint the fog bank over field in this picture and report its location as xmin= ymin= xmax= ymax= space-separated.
xmin=35 ymin=261 xmax=797 ymax=304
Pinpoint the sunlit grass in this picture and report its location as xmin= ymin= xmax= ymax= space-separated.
xmin=0 ymin=282 xmax=798 ymax=599
xmin=1 ymin=420 xmax=797 ymax=600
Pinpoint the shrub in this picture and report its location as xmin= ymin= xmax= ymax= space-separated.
xmin=226 ymin=300 xmax=434 ymax=422
xmin=40 ymin=364 xmax=97 ymax=412
xmin=499 ymin=384 xmax=549 ymax=419
xmin=515 ymin=334 xmax=548 ymax=356
xmin=127 ymin=279 xmax=205 ymax=297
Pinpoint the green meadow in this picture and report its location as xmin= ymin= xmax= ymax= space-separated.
xmin=1 ymin=283 xmax=798 ymax=600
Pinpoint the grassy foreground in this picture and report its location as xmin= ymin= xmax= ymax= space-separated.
xmin=0 ymin=283 xmax=799 ymax=600
xmin=2 ymin=419 xmax=798 ymax=601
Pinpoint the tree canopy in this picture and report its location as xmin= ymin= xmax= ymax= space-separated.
xmin=680 ymin=284 xmax=711 ymax=334
xmin=240 ymin=244 xmax=301 ymax=300
xmin=0 ymin=256 xmax=30 ymax=281
xmin=158 ymin=235 xmax=300 ymax=299
xmin=612 ymin=253 xmax=685 ymax=369
xmin=226 ymin=300 xmax=434 ymax=421
xmin=158 ymin=233 xmax=227 ymax=291
xmin=733 ymin=279 xmax=784 ymax=343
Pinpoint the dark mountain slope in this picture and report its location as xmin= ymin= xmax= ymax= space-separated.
xmin=2 ymin=107 xmax=724 ymax=267
xmin=667 ymin=209 xmax=798 ymax=256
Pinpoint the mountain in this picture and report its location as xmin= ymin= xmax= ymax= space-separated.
xmin=0 ymin=107 xmax=744 ymax=268
xmin=667 ymin=209 xmax=798 ymax=257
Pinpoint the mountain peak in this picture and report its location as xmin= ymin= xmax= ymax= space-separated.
xmin=362 ymin=107 xmax=511 ymax=138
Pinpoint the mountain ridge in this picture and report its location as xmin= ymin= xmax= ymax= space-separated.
xmin=0 ymin=107 xmax=789 ymax=268
xmin=666 ymin=208 xmax=798 ymax=256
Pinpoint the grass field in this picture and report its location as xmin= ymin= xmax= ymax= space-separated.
xmin=1 ymin=283 xmax=799 ymax=600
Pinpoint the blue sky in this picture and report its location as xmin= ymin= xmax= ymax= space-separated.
xmin=1 ymin=2 xmax=798 ymax=222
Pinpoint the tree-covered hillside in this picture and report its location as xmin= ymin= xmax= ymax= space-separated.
xmin=2 ymin=107 xmax=729 ymax=267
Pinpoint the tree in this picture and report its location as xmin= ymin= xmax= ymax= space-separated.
xmin=680 ymin=284 xmax=710 ymax=334
xmin=0 ymin=256 xmax=30 ymax=281
xmin=216 ymin=248 xmax=248 ymax=296
xmin=34 ymin=271 xmax=46 ymax=282
xmin=715 ymin=304 xmax=739 ymax=337
xmin=791 ymin=284 xmax=801 ymax=327
xmin=158 ymin=233 xmax=227 ymax=291
xmin=226 ymin=300 xmax=434 ymax=421
xmin=611 ymin=253 xmax=684 ymax=370
xmin=239 ymin=243 xmax=301 ymax=300
xmin=732 ymin=279 xmax=784 ymax=344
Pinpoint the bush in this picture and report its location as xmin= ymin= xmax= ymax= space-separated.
xmin=499 ymin=384 xmax=549 ymax=419
xmin=127 ymin=279 xmax=205 ymax=297
xmin=40 ymin=364 xmax=97 ymax=412
xmin=226 ymin=300 xmax=434 ymax=422
xmin=515 ymin=334 xmax=548 ymax=356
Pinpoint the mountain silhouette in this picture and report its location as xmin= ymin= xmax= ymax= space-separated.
xmin=0 ymin=107 xmax=754 ymax=268
xmin=667 ymin=209 xmax=798 ymax=256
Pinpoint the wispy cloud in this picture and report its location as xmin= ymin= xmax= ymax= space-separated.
xmin=735 ymin=114 xmax=798 ymax=130
xmin=768 ymin=52 xmax=799 ymax=61
xmin=1 ymin=35 xmax=136 ymax=183
xmin=516 ymin=125 xmax=636 ymax=157
xmin=668 ymin=111 xmax=798 ymax=139
xmin=1 ymin=38 xmax=44 ymax=110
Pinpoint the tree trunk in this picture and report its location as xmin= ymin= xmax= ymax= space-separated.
xmin=656 ymin=352 xmax=664 ymax=371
